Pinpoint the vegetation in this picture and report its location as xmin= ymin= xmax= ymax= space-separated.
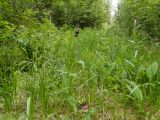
xmin=0 ymin=0 xmax=160 ymax=119
xmin=117 ymin=0 xmax=160 ymax=40
xmin=0 ymin=0 xmax=108 ymax=28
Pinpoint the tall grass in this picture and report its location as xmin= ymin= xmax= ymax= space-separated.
xmin=0 ymin=23 xmax=160 ymax=119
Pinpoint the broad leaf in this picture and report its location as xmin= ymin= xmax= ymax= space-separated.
xmin=147 ymin=61 xmax=158 ymax=79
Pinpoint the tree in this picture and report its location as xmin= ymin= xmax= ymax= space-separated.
xmin=0 ymin=0 xmax=109 ymax=28
xmin=117 ymin=0 xmax=160 ymax=40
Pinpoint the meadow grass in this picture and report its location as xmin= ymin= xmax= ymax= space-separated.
xmin=0 ymin=25 xmax=160 ymax=119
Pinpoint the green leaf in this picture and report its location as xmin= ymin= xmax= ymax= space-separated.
xmin=60 ymin=115 xmax=71 ymax=120
xmin=67 ymin=96 xmax=77 ymax=112
xmin=147 ymin=61 xmax=158 ymax=79
xmin=83 ymin=107 xmax=95 ymax=120
xmin=26 ymin=97 xmax=31 ymax=120
xmin=126 ymin=80 xmax=143 ymax=103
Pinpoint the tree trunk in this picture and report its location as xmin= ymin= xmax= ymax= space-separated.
xmin=12 ymin=0 xmax=16 ymax=11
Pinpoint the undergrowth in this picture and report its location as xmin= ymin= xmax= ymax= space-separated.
xmin=0 ymin=23 xmax=160 ymax=119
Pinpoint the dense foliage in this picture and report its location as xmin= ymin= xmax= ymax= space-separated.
xmin=0 ymin=0 xmax=108 ymax=28
xmin=1 ymin=0 xmax=160 ymax=119
xmin=117 ymin=0 xmax=160 ymax=40
xmin=0 ymin=23 xmax=160 ymax=119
